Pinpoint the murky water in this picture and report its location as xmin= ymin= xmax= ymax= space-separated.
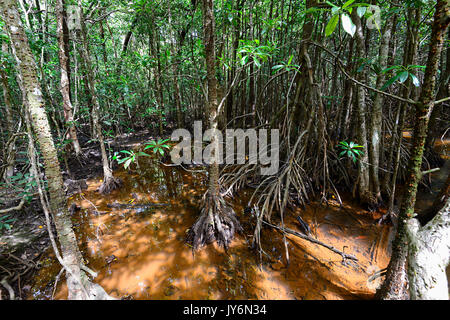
xmin=29 ymin=146 xmax=396 ymax=300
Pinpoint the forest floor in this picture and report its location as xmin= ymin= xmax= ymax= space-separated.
xmin=0 ymin=129 xmax=448 ymax=300
xmin=0 ymin=129 xmax=157 ymax=300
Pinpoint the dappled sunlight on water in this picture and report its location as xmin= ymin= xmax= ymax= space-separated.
xmin=29 ymin=151 xmax=392 ymax=300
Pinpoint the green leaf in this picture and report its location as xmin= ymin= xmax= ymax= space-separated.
xmin=410 ymin=73 xmax=420 ymax=87
xmin=408 ymin=65 xmax=426 ymax=70
xmin=124 ymin=158 xmax=132 ymax=169
xmin=137 ymin=152 xmax=151 ymax=157
xmin=325 ymin=14 xmax=340 ymax=37
xmin=357 ymin=6 xmax=366 ymax=17
xmin=272 ymin=64 xmax=284 ymax=70
xmin=381 ymin=65 xmax=400 ymax=74
xmin=381 ymin=73 xmax=402 ymax=90
xmin=342 ymin=0 xmax=356 ymax=9
xmin=341 ymin=13 xmax=356 ymax=37
xmin=398 ymin=71 xmax=409 ymax=83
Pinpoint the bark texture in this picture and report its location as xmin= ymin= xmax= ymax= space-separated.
xmin=186 ymin=0 xmax=242 ymax=251
xmin=0 ymin=0 xmax=114 ymax=299
xmin=406 ymin=198 xmax=450 ymax=300
xmin=56 ymin=0 xmax=82 ymax=156
xmin=377 ymin=0 xmax=450 ymax=300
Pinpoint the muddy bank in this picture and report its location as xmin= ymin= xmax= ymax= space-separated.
xmin=0 ymin=130 xmax=161 ymax=300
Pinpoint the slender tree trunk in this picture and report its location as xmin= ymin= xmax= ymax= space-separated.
xmin=57 ymin=0 xmax=82 ymax=157
xmin=352 ymin=11 xmax=371 ymax=206
xmin=75 ymin=0 xmax=121 ymax=194
xmin=155 ymin=31 xmax=164 ymax=136
xmin=377 ymin=0 xmax=450 ymax=299
xmin=382 ymin=8 xmax=421 ymax=220
xmin=186 ymin=0 xmax=242 ymax=251
xmin=369 ymin=10 xmax=395 ymax=204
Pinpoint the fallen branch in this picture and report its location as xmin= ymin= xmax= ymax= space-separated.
xmin=261 ymin=220 xmax=358 ymax=262
xmin=0 ymin=198 xmax=25 ymax=214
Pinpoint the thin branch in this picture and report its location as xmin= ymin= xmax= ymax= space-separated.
xmin=308 ymin=41 xmax=418 ymax=106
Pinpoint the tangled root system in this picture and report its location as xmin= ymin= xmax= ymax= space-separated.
xmin=186 ymin=190 xmax=242 ymax=251
xmin=98 ymin=176 xmax=122 ymax=195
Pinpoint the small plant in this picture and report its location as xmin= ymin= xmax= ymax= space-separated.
xmin=113 ymin=150 xmax=150 ymax=170
xmin=272 ymin=55 xmax=300 ymax=73
xmin=144 ymin=138 xmax=171 ymax=156
xmin=0 ymin=214 xmax=15 ymax=231
xmin=337 ymin=141 xmax=364 ymax=163
xmin=237 ymin=39 xmax=276 ymax=68
xmin=381 ymin=65 xmax=424 ymax=90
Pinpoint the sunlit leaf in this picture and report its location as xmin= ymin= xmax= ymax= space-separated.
xmin=410 ymin=73 xmax=420 ymax=87
xmin=325 ymin=14 xmax=339 ymax=37
xmin=341 ymin=13 xmax=356 ymax=37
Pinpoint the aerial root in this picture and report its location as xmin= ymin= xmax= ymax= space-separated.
xmin=186 ymin=191 xmax=242 ymax=252
xmin=98 ymin=176 xmax=122 ymax=195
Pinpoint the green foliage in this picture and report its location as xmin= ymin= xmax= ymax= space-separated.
xmin=1 ymin=172 xmax=37 ymax=202
xmin=337 ymin=141 xmax=364 ymax=163
xmin=144 ymin=138 xmax=170 ymax=156
xmin=113 ymin=150 xmax=151 ymax=170
xmin=324 ymin=1 xmax=378 ymax=37
xmin=271 ymin=55 xmax=300 ymax=73
xmin=381 ymin=65 xmax=424 ymax=90
xmin=237 ymin=39 xmax=277 ymax=68
xmin=0 ymin=214 xmax=15 ymax=231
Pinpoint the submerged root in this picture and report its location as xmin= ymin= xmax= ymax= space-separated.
xmin=186 ymin=191 xmax=242 ymax=251
xmin=98 ymin=176 xmax=122 ymax=195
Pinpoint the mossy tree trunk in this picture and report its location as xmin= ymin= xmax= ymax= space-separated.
xmin=377 ymin=0 xmax=450 ymax=300
xmin=0 ymin=0 xmax=113 ymax=299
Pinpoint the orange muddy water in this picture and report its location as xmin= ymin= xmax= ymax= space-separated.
xmin=28 ymin=149 xmax=396 ymax=300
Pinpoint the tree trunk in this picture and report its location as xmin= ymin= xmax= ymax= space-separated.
xmin=369 ymin=9 xmax=395 ymax=204
xmin=75 ymin=0 xmax=121 ymax=194
xmin=186 ymin=0 xmax=242 ymax=251
xmin=406 ymin=197 xmax=450 ymax=300
xmin=0 ymin=0 xmax=113 ymax=299
xmin=57 ymin=0 xmax=82 ymax=157
xmin=352 ymin=11 xmax=371 ymax=206
xmin=377 ymin=0 xmax=450 ymax=300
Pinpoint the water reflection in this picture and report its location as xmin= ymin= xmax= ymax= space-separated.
xmin=29 ymin=151 xmax=392 ymax=300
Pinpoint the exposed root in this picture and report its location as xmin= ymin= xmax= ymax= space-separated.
xmin=186 ymin=191 xmax=242 ymax=251
xmin=98 ymin=176 xmax=122 ymax=195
